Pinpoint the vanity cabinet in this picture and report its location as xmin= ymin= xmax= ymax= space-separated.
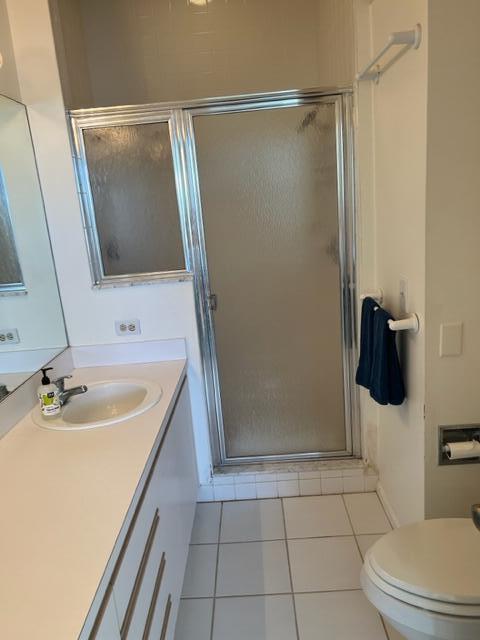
xmin=82 ymin=379 xmax=197 ymax=640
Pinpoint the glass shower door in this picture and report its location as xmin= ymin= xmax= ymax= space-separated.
xmin=192 ymin=100 xmax=352 ymax=462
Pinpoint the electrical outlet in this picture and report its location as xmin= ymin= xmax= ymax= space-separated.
xmin=115 ymin=319 xmax=141 ymax=336
xmin=0 ymin=328 xmax=20 ymax=345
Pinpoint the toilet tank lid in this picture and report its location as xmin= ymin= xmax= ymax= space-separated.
xmin=367 ymin=518 xmax=480 ymax=605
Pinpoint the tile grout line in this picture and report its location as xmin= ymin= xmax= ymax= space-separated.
xmin=379 ymin=615 xmax=393 ymax=640
xmin=199 ymin=490 xmax=378 ymax=504
xmin=209 ymin=501 xmax=223 ymax=640
xmin=181 ymin=587 xmax=365 ymax=601
xmin=341 ymin=495 xmax=390 ymax=640
xmin=281 ymin=497 xmax=301 ymax=640
xmin=375 ymin=489 xmax=396 ymax=530
xmin=188 ymin=531 xmax=391 ymax=546
xmin=341 ymin=494 xmax=360 ymax=554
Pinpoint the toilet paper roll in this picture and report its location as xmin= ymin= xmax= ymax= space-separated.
xmin=444 ymin=440 xmax=480 ymax=460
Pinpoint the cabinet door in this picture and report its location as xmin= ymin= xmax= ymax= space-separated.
xmin=86 ymin=380 xmax=197 ymax=640
xmin=137 ymin=383 xmax=198 ymax=640
xmin=93 ymin=591 xmax=121 ymax=640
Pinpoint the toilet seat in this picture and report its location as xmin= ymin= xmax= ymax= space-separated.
xmin=361 ymin=518 xmax=480 ymax=640
xmin=365 ymin=518 xmax=480 ymax=610
xmin=361 ymin=565 xmax=480 ymax=640
xmin=363 ymin=551 xmax=480 ymax=617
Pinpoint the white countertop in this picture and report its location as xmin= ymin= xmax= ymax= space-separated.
xmin=0 ymin=359 xmax=186 ymax=640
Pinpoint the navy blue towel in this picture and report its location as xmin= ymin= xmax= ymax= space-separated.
xmin=369 ymin=308 xmax=405 ymax=406
xmin=355 ymin=297 xmax=377 ymax=389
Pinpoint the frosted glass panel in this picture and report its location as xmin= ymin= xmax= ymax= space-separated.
xmin=194 ymin=104 xmax=345 ymax=458
xmin=83 ymin=123 xmax=184 ymax=276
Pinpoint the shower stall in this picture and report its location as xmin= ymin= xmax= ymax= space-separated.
xmin=70 ymin=88 xmax=358 ymax=468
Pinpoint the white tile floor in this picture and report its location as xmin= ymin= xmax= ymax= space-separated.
xmin=174 ymin=492 xmax=405 ymax=640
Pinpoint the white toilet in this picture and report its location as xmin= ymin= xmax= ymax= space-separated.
xmin=361 ymin=518 xmax=480 ymax=640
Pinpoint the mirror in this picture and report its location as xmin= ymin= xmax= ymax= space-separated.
xmin=0 ymin=94 xmax=67 ymax=400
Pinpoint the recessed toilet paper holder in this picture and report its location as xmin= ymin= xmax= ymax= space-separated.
xmin=439 ymin=425 xmax=480 ymax=466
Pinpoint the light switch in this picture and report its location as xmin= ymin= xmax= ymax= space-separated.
xmin=440 ymin=322 xmax=463 ymax=357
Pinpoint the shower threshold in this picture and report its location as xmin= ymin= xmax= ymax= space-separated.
xmin=214 ymin=458 xmax=364 ymax=476
xmin=199 ymin=459 xmax=379 ymax=502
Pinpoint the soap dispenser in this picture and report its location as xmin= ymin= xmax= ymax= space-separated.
xmin=37 ymin=367 xmax=61 ymax=417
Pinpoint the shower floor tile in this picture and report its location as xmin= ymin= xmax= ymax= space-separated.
xmin=175 ymin=492 xmax=396 ymax=640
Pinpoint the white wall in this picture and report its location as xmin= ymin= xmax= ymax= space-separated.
xmin=317 ymin=0 xmax=355 ymax=88
xmin=0 ymin=0 xmax=20 ymax=100
xmin=49 ymin=0 xmax=92 ymax=108
xmin=6 ymin=0 xmax=212 ymax=483
xmin=424 ymin=0 xmax=480 ymax=518
xmin=356 ymin=0 xmax=428 ymax=525
xmin=52 ymin=0 xmax=355 ymax=109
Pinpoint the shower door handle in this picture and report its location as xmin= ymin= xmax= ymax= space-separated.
xmin=208 ymin=293 xmax=218 ymax=311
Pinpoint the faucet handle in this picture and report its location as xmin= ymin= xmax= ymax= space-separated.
xmin=53 ymin=374 xmax=72 ymax=392
xmin=472 ymin=504 xmax=480 ymax=532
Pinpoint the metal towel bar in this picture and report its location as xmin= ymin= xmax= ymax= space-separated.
xmin=356 ymin=24 xmax=422 ymax=83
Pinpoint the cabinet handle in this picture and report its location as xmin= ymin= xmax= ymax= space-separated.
xmin=142 ymin=553 xmax=166 ymax=640
xmin=120 ymin=509 xmax=159 ymax=639
xmin=159 ymin=595 xmax=172 ymax=640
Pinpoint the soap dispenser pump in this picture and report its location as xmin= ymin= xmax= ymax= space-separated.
xmin=37 ymin=367 xmax=61 ymax=417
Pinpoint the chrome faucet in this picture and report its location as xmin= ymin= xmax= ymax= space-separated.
xmin=472 ymin=504 xmax=480 ymax=532
xmin=53 ymin=375 xmax=88 ymax=406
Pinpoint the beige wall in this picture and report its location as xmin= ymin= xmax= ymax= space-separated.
xmin=317 ymin=0 xmax=355 ymax=88
xmin=353 ymin=0 xmax=377 ymax=469
xmin=49 ymin=0 xmax=92 ymax=108
xmin=424 ymin=0 xmax=480 ymax=518
xmin=0 ymin=0 xmax=20 ymax=100
xmin=356 ymin=0 xmax=428 ymax=525
xmin=357 ymin=0 xmax=480 ymax=524
xmin=51 ymin=0 xmax=355 ymax=109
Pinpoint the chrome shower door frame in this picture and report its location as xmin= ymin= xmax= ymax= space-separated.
xmin=69 ymin=107 xmax=194 ymax=287
xmin=68 ymin=88 xmax=359 ymax=467
xmin=183 ymin=89 xmax=359 ymax=466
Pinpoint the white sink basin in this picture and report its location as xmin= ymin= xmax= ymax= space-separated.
xmin=32 ymin=379 xmax=162 ymax=431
